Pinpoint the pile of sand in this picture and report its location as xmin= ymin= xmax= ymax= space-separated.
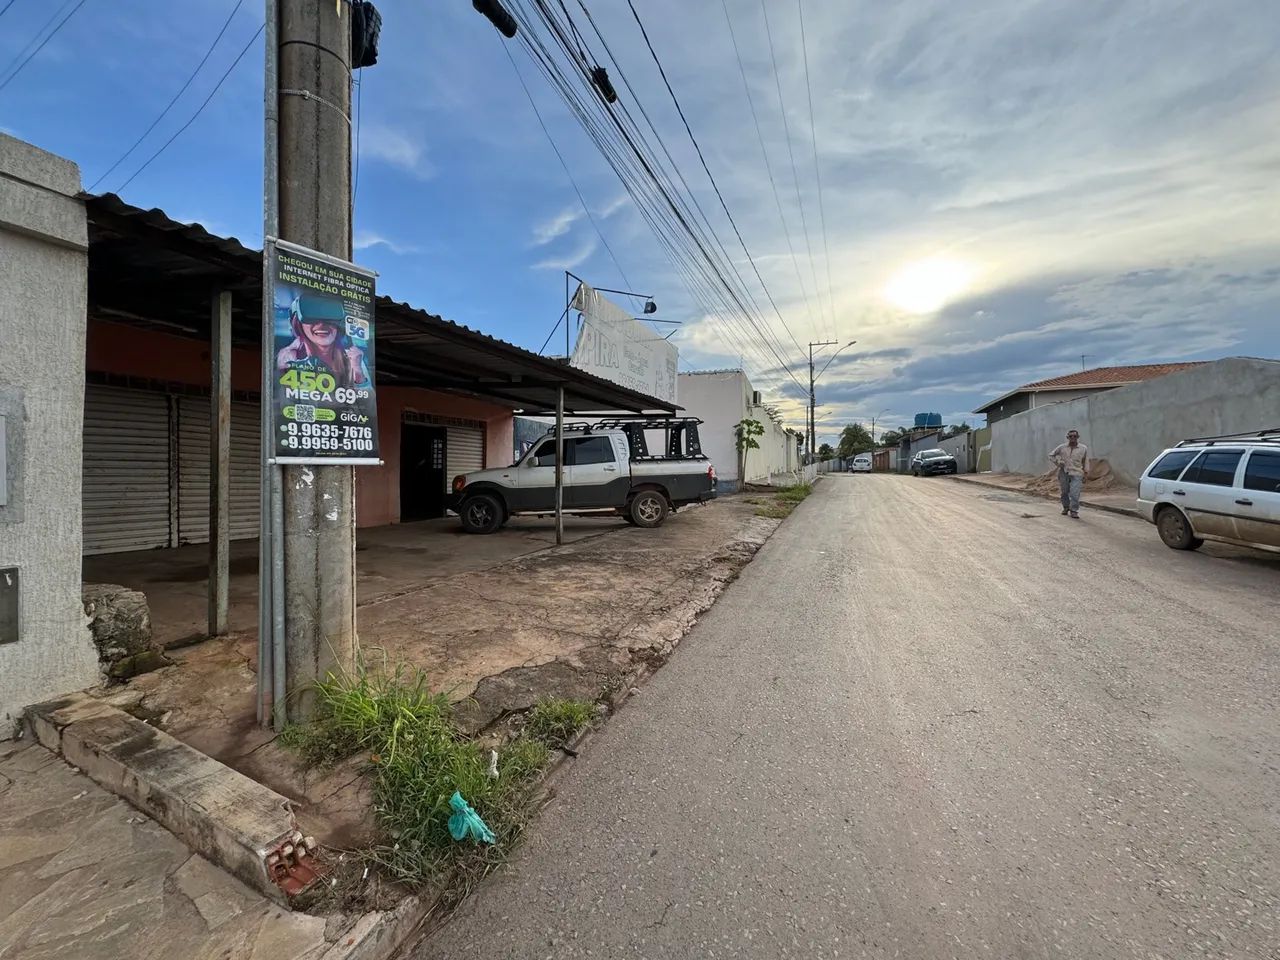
xmin=1024 ymin=458 xmax=1117 ymax=495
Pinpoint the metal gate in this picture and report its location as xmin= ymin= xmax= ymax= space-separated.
xmin=177 ymin=396 xmax=261 ymax=543
xmin=82 ymin=384 xmax=172 ymax=554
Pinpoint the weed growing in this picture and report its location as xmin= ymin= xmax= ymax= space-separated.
xmin=525 ymin=697 xmax=595 ymax=747
xmin=755 ymin=482 xmax=813 ymax=518
xmin=282 ymin=666 xmax=551 ymax=889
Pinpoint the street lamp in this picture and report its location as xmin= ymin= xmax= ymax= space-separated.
xmin=807 ymin=340 xmax=856 ymax=463
xmin=870 ymin=408 xmax=889 ymax=445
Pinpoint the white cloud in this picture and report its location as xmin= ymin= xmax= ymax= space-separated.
xmin=353 ymin=230 xmax=422 ymax=255
xmin=531 ymin=207 xmax=580 ymax=246
xmin=359 ymin=123 xmax=432 ymax=178
xmin=532 ymin=236 xmax=598 ymax=271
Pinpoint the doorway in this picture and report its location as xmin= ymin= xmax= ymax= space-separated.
xmin=400 ymin=422 xmax=447 ymax=521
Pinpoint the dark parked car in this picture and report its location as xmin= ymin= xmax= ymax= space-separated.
xmin=910 ymin=449 xmax=958 ymax=476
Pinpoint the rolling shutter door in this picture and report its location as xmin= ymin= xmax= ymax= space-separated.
xmin=445 ymin=423 xmax=485 ymax=491
xmin=177 ymin=396 xmax=261 ymax=544
xmin=83 ymin=385 xmax=171 ymax=554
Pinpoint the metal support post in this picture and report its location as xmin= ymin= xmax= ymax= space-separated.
xmin=554 ymin=386 xmax=564 ymax=546
xmin=209 ymin=290 xmax=231 ymax=637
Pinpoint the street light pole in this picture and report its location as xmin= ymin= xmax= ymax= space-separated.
xmin=808 ymin=340 xmax=835 ymax=462
xmin=871 ymin=408 xmax=889 ymax=445
xmin=808 ymin=340 xmax=856 ymax=462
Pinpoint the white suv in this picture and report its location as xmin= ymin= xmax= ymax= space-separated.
xmin=1137 ymin=431 xmax=1280 ymax=553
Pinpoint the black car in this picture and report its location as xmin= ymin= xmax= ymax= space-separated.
xmin=910 ymin=448 xmax=958 ymax=476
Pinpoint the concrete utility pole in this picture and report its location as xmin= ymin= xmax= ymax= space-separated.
xmin=276 ymin=0 xmax=357 ymax=719
xmin=808 ymin=340 xmax=836 ymax=462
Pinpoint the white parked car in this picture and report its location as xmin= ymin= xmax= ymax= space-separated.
xmin=848 ymin=455 xmax=872 ymax=473
xmin=1137 ymin=432 xmax=1280 ymax=553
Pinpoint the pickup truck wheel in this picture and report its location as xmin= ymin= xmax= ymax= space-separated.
xmin=629 ymin=490 xmax=669 ymax=528
xmin=460 ymin=494 xmax=503 ymax=535
xmin=1156 ymin=505 xmax=1202 ymax=550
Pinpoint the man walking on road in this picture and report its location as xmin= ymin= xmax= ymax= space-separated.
xmin=1050 ymin=429 xmax=1090 ymax=519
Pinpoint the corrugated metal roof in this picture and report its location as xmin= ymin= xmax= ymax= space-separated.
xmin=82 ymin=193 xmax=676 ymax=414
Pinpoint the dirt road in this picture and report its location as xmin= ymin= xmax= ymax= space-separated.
xmin=416 ymin=474 xmax=1280 ymax=959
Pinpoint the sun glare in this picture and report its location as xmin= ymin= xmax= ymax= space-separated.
xmin=883 ymin=258 xmax=974 ymax=314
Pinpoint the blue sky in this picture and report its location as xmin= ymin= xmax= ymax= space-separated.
xmin=3 ymin=0 xmax=1277 ymax=446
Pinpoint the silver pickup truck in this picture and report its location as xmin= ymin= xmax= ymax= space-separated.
xmin=449 ymin=418 xmax=717 ymax=534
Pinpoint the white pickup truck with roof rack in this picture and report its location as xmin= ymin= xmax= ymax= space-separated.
xmin=1138 ymin=428 xmax=1280 ymax=553
xmin=448 ymin=417 xmax=717 ymax=534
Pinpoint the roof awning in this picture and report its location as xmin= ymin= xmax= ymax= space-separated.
xmin=83 ymin=193 xmax=676 ymax=415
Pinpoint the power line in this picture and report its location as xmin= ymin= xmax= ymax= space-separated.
xmin=0 ymin=0 xmax=21 ymax=22
xmin=622 ymin=0 xmax=808 ymax=358
xmin=115 ymin=22 xmax=264 ymax=193
xmin=512 ymin=2 xmax=794 ymax=381
xmin=796 ymin=0 xmax=837 ymax=338
xmin=719 ymin=0 xmax=820 ymax=342
xmin=89 ymin=0 xmax=245 ymax=191
xmin=0 ymin=0 xmax=89 ymax=95
xmin=758 ymin=0 xmax=826 ymax=340
xmin=503 ymin=42 xmax=632 ymax=289
xmin=508 ymin=0 xmax=807 ymax=389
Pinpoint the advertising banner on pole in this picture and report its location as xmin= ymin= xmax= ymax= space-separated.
xmin=268 ymin=239 xmax=380 ymax=465
xmin=569 ymin=281 xmax=678 ymax=405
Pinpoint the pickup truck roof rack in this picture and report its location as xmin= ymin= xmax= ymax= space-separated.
xmin=1175 ymin=427 xmax=1280 ymax=448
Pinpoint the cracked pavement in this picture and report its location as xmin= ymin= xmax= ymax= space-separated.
xmin=415 ymin=474 xmax=1280 ymax=959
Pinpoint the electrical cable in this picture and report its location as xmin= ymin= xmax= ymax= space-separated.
xmin=622 ymin=0 xmax=809 ymax=357
xmin=89 ymin=0 xmax=245 ymax=191
xmin=796 ymin=0 xmax=838 ymax=338
xmin=0 ymin=0 xmax=21 ymax=21
xmin=758 ymin=0 xmax=826 ymax=340
xmin=719 ymin=0 xmax=820 ymax=342
xmin=0 ymin=0 xmax=88 ymax=95
xmin=503 ymin=42 xmax=632 ymax=289
xmin=115 ymin=22 xmax=264 ymax=193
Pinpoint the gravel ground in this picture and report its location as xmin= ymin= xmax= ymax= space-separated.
xmin=414 ymin=474 xmax=1280 ymax=960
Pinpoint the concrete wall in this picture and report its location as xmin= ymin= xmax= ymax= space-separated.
xmin=678 ymin=371 xmax=797 ymax=489
xmin=990 ymin=358 xmax=1280 ymax=484
xmin=0 ymin=135 xmax=101 ymax=734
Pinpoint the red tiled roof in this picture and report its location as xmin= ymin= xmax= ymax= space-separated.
xmin=1020 ymin=362 xmax=1207 ymax=391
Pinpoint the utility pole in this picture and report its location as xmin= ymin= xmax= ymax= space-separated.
xmin=275 ymin=0 xmax=357 ymax=719
xmin=808 ymin=340 xmax=836 ymax=462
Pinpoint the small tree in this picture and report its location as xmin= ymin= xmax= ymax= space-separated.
xmin=734 ymin=418 xmax=765 ymax=491
xmin=818 ymin=442 xmax=835 ymax=460
xmin=837 ymin=422 xmax=874 ymax=459
xmin=948 ymin=421 xmax=971 ymax=435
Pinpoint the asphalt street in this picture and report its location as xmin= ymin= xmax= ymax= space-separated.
xmin=415 ymin=475 xmax=1280 ymax=959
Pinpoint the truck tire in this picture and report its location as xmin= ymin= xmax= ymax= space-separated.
xmin=629 ymin=490 xmax=669 ymax=528
xmin=460 ymin=493 xmax=503 ymax=535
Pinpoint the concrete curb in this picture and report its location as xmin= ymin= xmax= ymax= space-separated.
xmin=947 ymin=474 xmax=1141 ymax=519
xmin=26 ymin=692 xmax=300 ymax=904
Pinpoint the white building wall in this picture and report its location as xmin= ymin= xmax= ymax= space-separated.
xmin=0 ymin=135 xmax=100 ymax=735
xmin=679 ymin=370 xmax=795 ymax=488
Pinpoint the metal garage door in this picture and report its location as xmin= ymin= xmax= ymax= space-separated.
xmin=83 ymin=385 xmax=172 ymax=554
xmin=176 ymin=397 xmax=261 ymax=543
xmin=445 ymin=423 xmax=485 ymax=490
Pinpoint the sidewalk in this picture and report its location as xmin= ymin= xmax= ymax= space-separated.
xmin=0 ymin=738 xmax=331 ymax=960
xmin=948 ymin=471 xmax=1140 ymax=517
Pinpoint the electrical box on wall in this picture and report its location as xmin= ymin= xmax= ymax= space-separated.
xmin=0 ymin=567 xmax=17 ymax=645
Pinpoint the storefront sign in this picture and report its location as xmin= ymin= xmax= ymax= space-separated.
xmin=268 ymin=239 xmax=380 ymax=464
xmin=569 ymin=282 xmax=678 ymax=404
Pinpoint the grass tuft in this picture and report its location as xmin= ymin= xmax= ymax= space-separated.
xmin=525 ymin=697 xmax=595 ymax=747
xmin=280 ymin=665 xmax=551 ymax=889
xmin=755 ymin=482 xmax=813 ymax=518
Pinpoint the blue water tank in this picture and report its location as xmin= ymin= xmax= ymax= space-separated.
xmin=913 ymin=413 xmax=928 ymax=427
xmin=927 ymin=412 xmax=943 ymax=428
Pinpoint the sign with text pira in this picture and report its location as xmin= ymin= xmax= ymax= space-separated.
xmin=269 ymin=239 xmax=380 ymax=464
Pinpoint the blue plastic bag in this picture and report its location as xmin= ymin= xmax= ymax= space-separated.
xmin=447 ymin=791 xmax=496 ymax=844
